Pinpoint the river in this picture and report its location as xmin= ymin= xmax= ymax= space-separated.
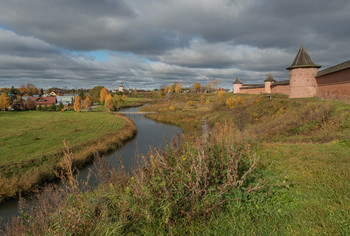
xmin=0 ymin=106 xmax=182 ymax=230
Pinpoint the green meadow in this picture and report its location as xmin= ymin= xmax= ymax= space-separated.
xmin=0 ymin=111 xmax=123 ymax=164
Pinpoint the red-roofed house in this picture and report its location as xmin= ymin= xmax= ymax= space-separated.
xmin=28 ymin=96 xmax=57 ymax=107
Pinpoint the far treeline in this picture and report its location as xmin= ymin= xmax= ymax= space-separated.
xmin=0 ymin=79 xmax=224 ymax=111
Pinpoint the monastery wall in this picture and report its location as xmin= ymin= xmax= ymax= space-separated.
xmin=271 ymin=85 xmax=290 ymax=95
xmin=239 ymin=87 xmax=265 ymax=94
xmin=316 ymin=67 xmax=350 ymax=100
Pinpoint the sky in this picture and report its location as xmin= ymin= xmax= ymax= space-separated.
xmin=0 ymin=0 xmax=349 ymax=90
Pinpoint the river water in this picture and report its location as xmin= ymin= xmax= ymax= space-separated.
xmin=0 ymin=106 xmax=182 ymax=230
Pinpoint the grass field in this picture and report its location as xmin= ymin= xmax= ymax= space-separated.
xmin=4 ymin=93 xmax=350 ymax=235
xmin=0 ymin=111 xmax=123 ymax=164
xmin=0 ymin=110 xmax=136 ymax=201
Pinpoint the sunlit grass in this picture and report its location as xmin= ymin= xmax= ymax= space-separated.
xmin=0 ymin=111 xmax=123 ymax=164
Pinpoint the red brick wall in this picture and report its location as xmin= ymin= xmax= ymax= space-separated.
xmin=316 ymin=67 xmax=350 ymax=100
xmin=239 ymin=87 xmax=265 ymax=94
xmin=271 ymin=85 xmax=290 ymax=95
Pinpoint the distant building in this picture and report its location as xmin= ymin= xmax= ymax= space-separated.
xmin=118 ymin=83 xmax=125 ymax=92
xmin=56 ymin=96 xmax=74 ymax=107
xmin=28 ymin=96 xmax=57 ymax=107
xmin=233 ymin=45 xmax=350 ymax=100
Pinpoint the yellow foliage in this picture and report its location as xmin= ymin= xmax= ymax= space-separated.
xmin=73 ymin=96 xmax=81 ymax=112
xmin=99 ymin=87 xmax=109 ymax=103
xmin=205 ymin=99 xmax=210 ymax=104
xmin=226 ymin=96 xmax=245 ymax=109
xmin=200 ymin=95 xmax=205 ymax=104
xmin=187 ymin=101 xmax=195 ymax=106
xmin=0 ymin=93 xmax=11 ymax=110
xmin=105 ymin=94 xmax=114 ymax=110
xmin=217 ymin=89 xmax=225 ymax=103
xmin=226 ymin=96 xmax=236 ymax=109
xmin=169 ymin=106 xmax=175 ymax=110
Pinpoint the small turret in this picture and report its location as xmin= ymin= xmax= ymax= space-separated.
xmin=233 ymin=77 xmax=243 ymax=93
xmin=264 ymin=72 xmax=276 ymax=93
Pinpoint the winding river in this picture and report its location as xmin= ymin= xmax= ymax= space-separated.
xmin=0 ymin=106 xmax=182 ymax=230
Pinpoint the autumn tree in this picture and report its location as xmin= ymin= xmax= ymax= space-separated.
xmin=226 ymin=96 xmax=249 ymax=131
xmin=210 ymin=79 xmax=222 ymax=91
xmin=83 ymin=94 xmax=93 ymax=111
xmin=73 ymin=95 xmax=81 ymax=112
xmin=174 ymin=83 xmax=183 ymax=93
xmin=169 ymin=84 xmax=175 ymax=93
xmin=217 ymin=89 xmax=225 ymax=103
xmin=19 ymin=85 xmax=27 ymax=95
xmin=205 ymin=82 xmax=212 ymax=92
xmin=26 ymin=83 xmax=38 ymax=96
xmin=192 ymin=82 xmax=201 ymax=92
xmin=99 ymin=87 xmax=109 ymax=104
xmin=0 ymin=93 xmax=11 ymax=111
xmin=164 ymin=85 xmax=169 ymax=94
xmin=105 ymin=94 xmax=114 ymax=111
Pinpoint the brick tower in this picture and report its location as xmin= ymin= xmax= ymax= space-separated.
xmin=287 ymin=45 xmax=321 ymax=98
xmin=233 ymin=77 xmax=242 ymax=93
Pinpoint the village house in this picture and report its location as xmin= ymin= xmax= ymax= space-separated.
xmin=27 ymin=96 xmax=57 ymax=108
xmin=233 ymin=45 xmax=350 ymax=100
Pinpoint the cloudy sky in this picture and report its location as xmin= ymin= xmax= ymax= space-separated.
xmin=0 ymin=0 xmax=349 ymax=90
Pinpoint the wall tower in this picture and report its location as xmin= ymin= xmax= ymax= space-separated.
xmin=264 ymin=72 xmax=276 ymax=93
xmin=233 ymin=77 xmax=243 ymax=93
xmin=287 ymin=45 xmax=321 ymax=98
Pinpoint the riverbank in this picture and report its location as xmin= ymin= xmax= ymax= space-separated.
xmin=0 ymin=111 xmax=137 ymax=202
xmin=3 ymin=93 xmax=350 ymax=235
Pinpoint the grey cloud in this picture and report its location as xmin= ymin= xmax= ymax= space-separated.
xmin=0 ymin=0 xmax=349 ymax=89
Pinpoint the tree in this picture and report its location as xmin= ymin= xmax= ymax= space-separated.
xmin=89 ymin=86 xmax=104 ymax=103
xmin=205 ymin=82 xmax=212 ymax=92
xmin=10 ymin=86 xmax=18 ymax=95
xmin=26 ymin=83 xmax=38 ymax=96
xmin=174 ymin=83 xmax=183 ymax=93
xmin=169 ymin=84 xmax=175 ymax=93
xmin=192 ymin=82 xmax=201 ymax=92
xmin=19 ymin=85 xmax=27 ymax=95
xmin=50 ymin=103 xmax=57 ymax=111
xmin=58 ymin=101 xmax=64 ymax=111
xmin=0 ymin=93 xmax=11 ymax=111
xmin=83 ymin=94 xmax=93 ymax=111
xmin=79 ymin=90 xmax=85 ymax=100
xmin=99 ymin=87 xmax=109 ymax=104
xmin=164 ymin=85 xmax=169 ymax=94
xmin=217 ymin=89 xmax=225 ymax=103
xmin=73 ymin=95 xmax=81 ymax=112
xmin=210 ymin=79 xmax=222 ymax=91
xmin=104 ymin=94 xmax=114 ymax=111
xmin=26 ymin=98 xmax=36 ymax=110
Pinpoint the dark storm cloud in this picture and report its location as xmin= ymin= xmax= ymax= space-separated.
xmin=0 ymin=0 xmax=349 ymax=88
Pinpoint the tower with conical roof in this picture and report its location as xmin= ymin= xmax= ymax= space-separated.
xmin=233 ymin=77 xmax=242 ymax=93
xmin=264 ymin=72 xmax=276 ymax=93
xmin=287 ymin=45 xmax=321 ymax=98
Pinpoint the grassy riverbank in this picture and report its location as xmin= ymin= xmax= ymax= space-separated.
xmin=0 ymin=111 xmax=136 ymax=202
xmin=4 ymin=93 xmax=350 ymax=235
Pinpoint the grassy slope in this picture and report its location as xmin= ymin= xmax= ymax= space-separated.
xmin=140 ymin=93 xmax=350 ymax=234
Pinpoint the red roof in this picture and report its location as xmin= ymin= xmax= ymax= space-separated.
xmin=29 ymin=96 xmax=56 ymax=105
